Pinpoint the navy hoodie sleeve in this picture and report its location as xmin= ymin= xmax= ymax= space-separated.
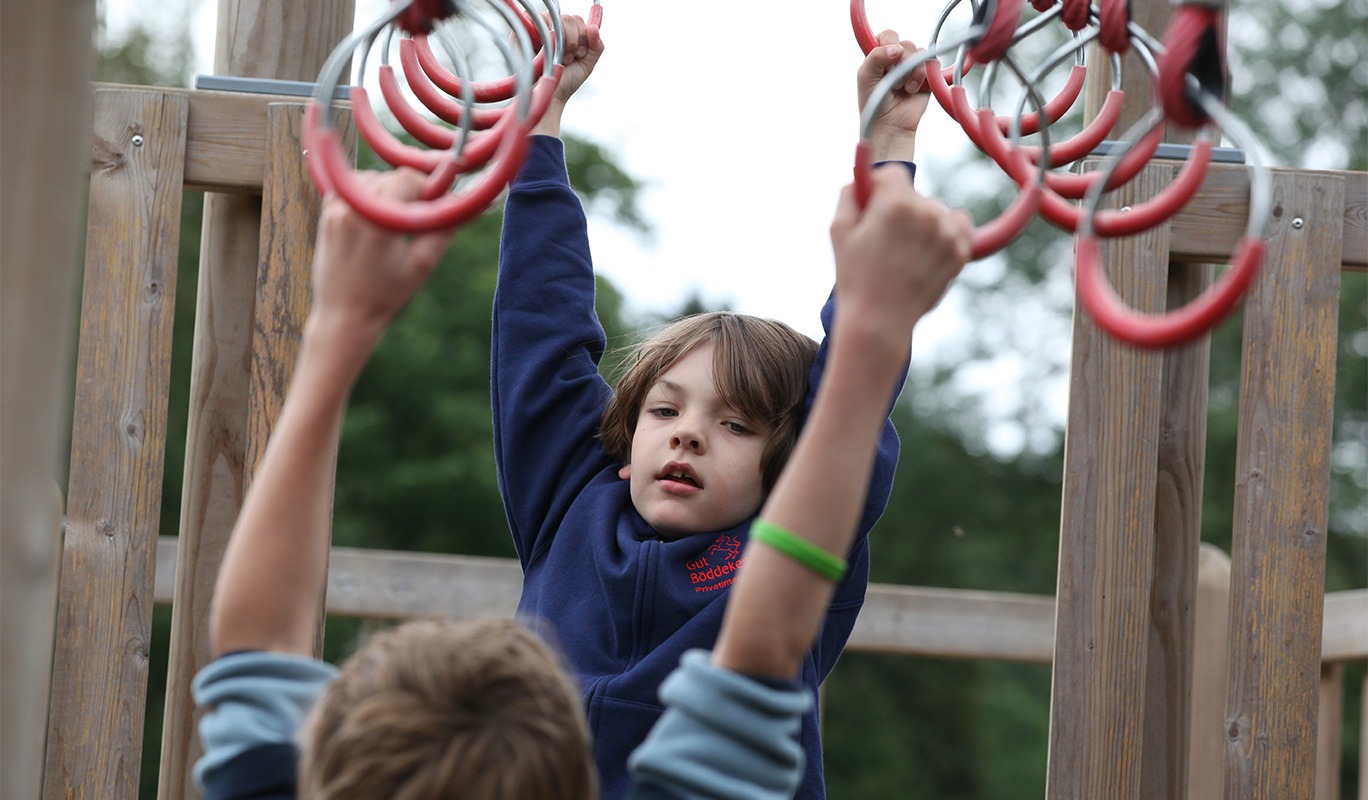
xmin=493 ymin=136 xmax=618 ymax=565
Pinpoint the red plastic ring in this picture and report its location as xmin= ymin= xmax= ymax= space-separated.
xmin=1076 ymin=233 xmax=1264 ymax=347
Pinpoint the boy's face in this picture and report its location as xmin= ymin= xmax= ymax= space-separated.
xmin=617 ymin=343 xmax=771 ymax=539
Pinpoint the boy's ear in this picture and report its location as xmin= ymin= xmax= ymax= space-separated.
xmin=617 ymin=464 xmax=631 ymax=480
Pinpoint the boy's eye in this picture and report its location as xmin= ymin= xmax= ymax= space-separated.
xmin=649 ymin=406 xmax=677 ymax=418
xmin=724 ymin=421 xmax=753 ymax=435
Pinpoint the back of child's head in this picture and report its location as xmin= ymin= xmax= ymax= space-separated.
xmin=297 ymin=616 xmax=596 ymax=800
xmin=600 ymin=311 xmax=819 ymax=490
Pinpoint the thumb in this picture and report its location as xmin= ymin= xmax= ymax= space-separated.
xmin=830 ymin=183 xmax=862 ymax=240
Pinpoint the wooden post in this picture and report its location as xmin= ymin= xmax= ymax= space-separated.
xmin=1316 ymin=663 xmax=1344 ymax=800
xmin=1141 ymin=258 xmax=1212 ymax=800
xmin=1188 ymin=544 xmax=1232 ymax=800
xmin=42 ymin=89 xmax=190 ymax=800
xmin=157 ymin=3 xmax=354 ymax=798
xmin=0 ymin=2 xmax=97 ymax=797
xmin=1071 ymin=1 xmax=1213 ymax=795
xmin=1223 ymin=171 xmax=1344 ymax=800
xmin=1360 ymin=667 xmax=1367 ymax=800
xmin=1046 ymin=164 xmax=1172 ymax=800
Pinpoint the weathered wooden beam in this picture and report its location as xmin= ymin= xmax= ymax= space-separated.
xmin=1224 ymin=169 xmax=1343 ymax=800
xmin=157 ymin=4 xmax=355 ymax=798
xmin=1168 ymin=165 xmax=1366 ymax=270
xmin=151 ymin=538 xmax=1365 ymax=663
xmin=94 ymin=82 xmax=352 ymax=194
xmin=44 ymin=88 xmax=188 ymax=800
xmin=1048 ymin=164 xmax=1172 ymax=800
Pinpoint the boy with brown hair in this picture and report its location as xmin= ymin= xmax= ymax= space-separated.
xmin=493 ymin=13 xmax=938 ymax=799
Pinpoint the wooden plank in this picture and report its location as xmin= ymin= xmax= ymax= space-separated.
xmin=1169 ymin=166 xmax=1366 ymax=270
xmin=1 ymin=1 xmax=97 ymax=796
xmin=95 ymin=83 xmax=354 ymax=194
xmin=42 ymin=88 xmax=188 ymax=800
xmin=151 ymin=538 xmax=1361 ymax=665
xmin=1321 ymin=590 xmax=1368 ymax=661
xmin=1316 ymin=663 xmax=1344 ymax=800
xmin=848 ymin=584 xmax=1056 ymax=662
xmin=1047 ymin=164 xmax=1172 ymax=800
xmin=1224 ymin=171 xmax=1344 ymax=800
xmin=1361 ymin=668 xmax=1367 ymax=800
xmin=1188 ymin=544 xmax=1232 ymax=800
xmin=1144 ymin=262 xmax=1213 ymax=800
xmin=152 ymin=538 xmax=1052 ymax=658
xmin=156 ymin=5 xmax=354 ymax=799
xmin=325 ymin=549 xmax=525 ymax=620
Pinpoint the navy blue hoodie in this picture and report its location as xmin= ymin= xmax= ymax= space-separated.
xmin=493 ymin=135 xmax=904 ymax=800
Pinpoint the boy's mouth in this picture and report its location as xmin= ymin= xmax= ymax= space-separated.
xmin=657 ymin=462 xmax=701 ymax=489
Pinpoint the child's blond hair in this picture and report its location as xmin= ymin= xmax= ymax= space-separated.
xmin=297 ymin=617 xmax=595 ymax=800
xmin=600 ymin=311 xmax=819 ymax=491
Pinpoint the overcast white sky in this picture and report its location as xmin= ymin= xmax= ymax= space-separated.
xmin=99 ymin=0 xmax=1077 ymax=455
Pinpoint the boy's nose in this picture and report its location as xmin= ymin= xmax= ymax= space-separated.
xmin=670 ymin=423 xmax=704 ymax=453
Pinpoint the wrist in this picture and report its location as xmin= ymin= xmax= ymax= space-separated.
xmin=830 ymin=307 xmax=914 ymax=372
xmin=531 ymin=101 xmax=566 ymax=137
xmin=867 ymin=131 xmax=917 ymax=163
xmin=299 ymin=311 xmax=384 ymax=382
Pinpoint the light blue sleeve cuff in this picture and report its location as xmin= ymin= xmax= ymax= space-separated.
xmin=627 ymin=649 xmax=813 ymax=800
xmin=191 ymin=651 xmax=338 ymax=791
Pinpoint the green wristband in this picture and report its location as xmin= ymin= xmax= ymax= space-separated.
xmin=749 ymin=519 xmax=848 ymax=582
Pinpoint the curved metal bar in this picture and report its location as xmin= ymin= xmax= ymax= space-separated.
xmin=416 ymin=1 xmax=596 ymax=106
xmin=1072 ymin=79 xmax=1270 ymax=347
xmin=371 ymin=0 xmax=533 ymax=152
xmin=311 ymin=1 xmax=409 ymax=132
xmin=982 ymin=25 xmax=1164 ymax=200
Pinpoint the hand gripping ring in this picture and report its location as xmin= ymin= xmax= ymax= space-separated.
xmin=1074 ymin=79 xmax=1271 ymax=347
xmin=850 ymin=0 xmax=980 ymax=80
xmin=854 ymin=26 xmax=1046 ymax=261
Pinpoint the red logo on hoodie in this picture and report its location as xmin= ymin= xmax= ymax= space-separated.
xmin=685 ymin=533 xmax=744 ymax=593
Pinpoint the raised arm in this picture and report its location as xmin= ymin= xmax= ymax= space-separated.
xmin=531 ymin=12 xmax=602 ymax=138
xmin=858 ymin=29 xmax=932 ymax=163
xmin=491 ymin=14 xmax=611 ymax=560
xmin=208 ymin=171 xmax=455 ymax=657
xmin=715 ymin=164 xmax=972 ymax=679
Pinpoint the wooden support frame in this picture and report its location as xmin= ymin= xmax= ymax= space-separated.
xmin=27 ymin=0 xmax=1366 ymax=796
xmin=43 ymin=88 xmax=190 ymax=800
